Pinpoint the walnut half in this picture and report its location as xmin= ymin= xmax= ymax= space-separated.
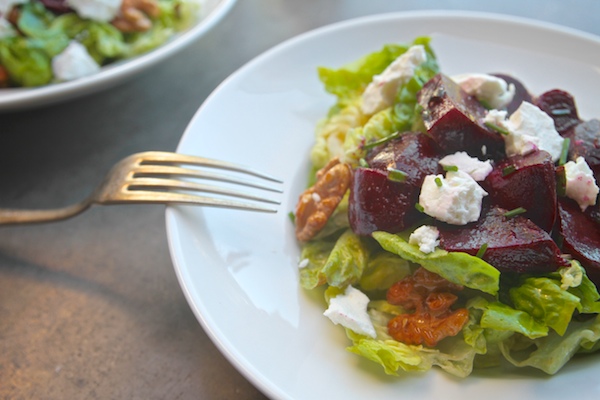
xmin=294 ymin=158 xmax=352 ymax=242
xmin=112 ymin=0 xmax=160 ymax=33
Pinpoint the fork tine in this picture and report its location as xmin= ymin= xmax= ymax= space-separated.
xmin=118 ymin=190 xmax=279 ymax=213
xmin=138 ymin=151 xmax=283 ymax=183
xmin=131 ymin=165 xmax=283 ymax=193
xmin=127 ymin=177 xmax=281 ymax=204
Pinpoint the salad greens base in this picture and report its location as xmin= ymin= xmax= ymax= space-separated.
xmin=298 ymin=37 xmax=600 ymax=378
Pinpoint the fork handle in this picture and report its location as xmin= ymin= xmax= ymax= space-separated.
xmin=0 ymin=201 xmax=91 ymax=225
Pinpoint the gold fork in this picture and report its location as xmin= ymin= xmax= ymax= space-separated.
xmin=0 ymin=151 xmax=283 ymax=225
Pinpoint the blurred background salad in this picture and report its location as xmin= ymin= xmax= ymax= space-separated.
xmin=0 ymin=0 xmax=200 ymax=87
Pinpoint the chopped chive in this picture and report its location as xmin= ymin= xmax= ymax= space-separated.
xmin=288 ymin=211 xmax=296 ymax=223
xmin=476 ymin=243 xmax=488 ymax=259
xmin=359 ymin=158 xmax=369 ymax=168
xmin=435 ymin=177 xmax=443 ymax=187
xmin=558 ymin=138 xmax=570 ymax=166
xmin=551 ymin=108 xmax=571 ymax=116
xmin=443 ymin=165 xmax=459 ymax=172
xmin=415 ymin=203 xmax=425 ymax=213
xmin=364 ymin=131 xmax=401 ymax=150
xmin=504 ymin=207 xmax=527 ymax=218
xmin=484 ymin=121 xmax=510 ymax=136
xmin=387 ymin=167 xmax=408 ymax=182
xmin=502 ymin=165 xmax=517 ymax=176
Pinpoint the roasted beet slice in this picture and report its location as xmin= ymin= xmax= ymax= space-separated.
xmin=349 ymin=133 xmax=441 ymax=235
xmin=565 ymin=119 xmax=600 ymax=181
xmin=482 ymin=150 xmax=557 ymax=232
xmin=492 ymin=73 xmax=533 ymax=115
xmin=366 ymin=132 xmax=442 ymax=185
xmin=558 ymin=198 xmax=600 ymax=285
xmin=438 ymin=206 xmax=568 ymax=274
xmin=39 ymin=0 xmax=72 ymax=13
xmin=535 ymin=89 xmax=581 ymax=135
xmin=417 ymin=73 xmax=504 ymax=159
xmin=349 ymin=168 xmax=423 ymax=235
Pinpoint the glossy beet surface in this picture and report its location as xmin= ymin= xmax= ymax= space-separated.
xmin=438 ymin=207 xmax=568 ymax=273
xmin=558 ymin=198 xmax=600 ymax=285
xmin=535 ymin=89 xmax=581 ymax=135
xmin=349 ymin=133 xmax=441 ymax=235
xmin=482 ymin=150 xmax=556 ymax=232
xmin=417 ymin=73 xmax=504 ymax=159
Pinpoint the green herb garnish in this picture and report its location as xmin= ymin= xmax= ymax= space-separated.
xmin=364 ymin=131 xmax=401 ymax=150
xmin=504 ymin=207 xmax=527 ymax=218
xmin=502 ymin=165 xmax=517 ymax=176
xmin=443 ymin=165 xmax=458 ymax=172
xmin=435 ymin=177 xmax=443 ymax=187
xmin=476 ymin=243 xmax=488 ymax=259
xmin=387 ymin=167 xmax=408 ymax=182
xmin=485 ymin=121 xmax=510 ymax=136
xmin=558 ymin=138 xmax=571 ymax=166
xmin=415 ymin=203 xmax=425 ymax=213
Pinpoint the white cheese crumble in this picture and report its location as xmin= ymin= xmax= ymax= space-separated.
xmin=361 ymin=45 xmax=427 ymax=115
xmin=484 ymin=102 xmax=565 ymax=162
xmin=408 ymin=225 xmax=440 ymax=254
xmin=323 ymin=285 xmax=376 ymax=339
xmin=451 ymin=73 xmax=515 ymax=110
xmin=419 ymin=170 xmax=488 ymax=225
xmin=564 ymin=156 xmax=599 ymax=211
xmin=439 ymin=151 xmax=493 ymax=181
xmin=52 ymin=41 xmax=101 ymax=82
xmin=66 ymin=0 xmax=122 ymax=22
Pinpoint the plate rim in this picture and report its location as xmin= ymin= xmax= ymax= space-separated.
xmin=166 ymin=9 xmax=600 ymax=400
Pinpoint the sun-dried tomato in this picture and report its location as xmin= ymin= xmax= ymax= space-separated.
xmin=386 ymin=267 xmax=469 ymax=347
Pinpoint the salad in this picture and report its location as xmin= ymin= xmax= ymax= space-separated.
xmin=293 ymin=36 xmax=600 ymax=378
xmin=0 ymin=0 xmax=201 ymax=87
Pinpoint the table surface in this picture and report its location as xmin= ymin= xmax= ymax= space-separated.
xmin=1 ymin=0 xmax=600 ymax=398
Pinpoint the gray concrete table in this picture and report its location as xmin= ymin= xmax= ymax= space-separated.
xmin=1 ymin=0 xmax=599 ymax=398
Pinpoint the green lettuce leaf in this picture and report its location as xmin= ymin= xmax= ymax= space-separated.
xmin=509 ymin=277 xmax=580 ymax=336
xmin=499 ymin=314 xmax=600 ymax=374
xmin=372 ymin=231 xmax=500 ymax=295
xmin=299 ymin=229 xmax=370 ymax=289
xmin=359 ymin=251 xmax=412 ymax=292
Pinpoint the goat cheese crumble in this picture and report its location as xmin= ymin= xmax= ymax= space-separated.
xmin=419 ymin=170 xmax=488 ymax=225
xmin=324 ymin=285 xmax=376 ymax=338
xmin=484 ymin=102 xmax=565 ymax=162
xmin=66 ymin=0 xmax=122 ymax=22
xmin=408 ymin=225 xmax=440 ymax=254
xmin=439 ymin=151 xmax=493 ymax=181
xmin=361 ymin=45 xmax=427 ymax=115
xmin=452 ymin=73 xmax=515 ymax=110
xmin=52 ymin=41 xmax=100 ymax=82
xmin=564 ymin=156 xmax=599 ymax=211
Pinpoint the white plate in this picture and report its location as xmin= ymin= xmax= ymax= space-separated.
xmin=166 ymin=10 xmax=600 ymax=400
xmin=0 ymin=0 xmax=236 ymax=112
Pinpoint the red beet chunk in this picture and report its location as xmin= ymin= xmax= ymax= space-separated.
xmin=39 ymin=0 xmax=72 ymax=13
xmin=438 ymin=207 xmax=568 ymax=274
xmin=558 ymin=198 xmax=600 ymax=285
xmin=535 ymin=89 xmax=581 ymax=135
xmin=366 ymin=132 xmax=442 ymax=185
xmin=417 ymin=73 xmax=505 ymax=159
xmin=565 ymin=119 xmax=600 ymax=180
xmin=349 ymin=168 xmax=423 ymax=235
xmin=482 ymin=150 xmax=557 ymax=232
xmin=349 ymin=133 xmax=441 ymax=235
xmin=492 ymin=73 xmax=533 ymax=115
